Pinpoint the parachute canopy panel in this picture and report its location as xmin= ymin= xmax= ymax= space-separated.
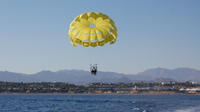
xmin=68 ymin=12 xmax=118 ymax=47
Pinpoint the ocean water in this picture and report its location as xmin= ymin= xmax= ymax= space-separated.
xmin=0 ymin=94 xmax=200 ymax=112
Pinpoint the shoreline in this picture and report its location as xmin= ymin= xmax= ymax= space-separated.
xmin=1 ymin=82 xmax=200 ymax=95
xmin=0 ymin=92 xmax=199 ymax=95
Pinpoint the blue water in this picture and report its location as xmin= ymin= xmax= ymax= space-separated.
xmin=0 ymin=94 xmax=200 ymax=112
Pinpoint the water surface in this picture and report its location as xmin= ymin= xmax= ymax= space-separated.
xmin=0 ymin=94 xmax=200 ymax=112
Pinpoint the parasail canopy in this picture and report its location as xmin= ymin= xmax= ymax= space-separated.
xmin=68 ymin=12 xmax=118 ymax=47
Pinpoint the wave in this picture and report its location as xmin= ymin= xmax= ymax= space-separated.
xmin=174 ymin=105 xmax=200 ymax=112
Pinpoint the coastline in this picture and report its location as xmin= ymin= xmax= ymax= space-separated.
xmin=0 ymin=91 xmax=199 ymax=95
xmin=1 ymin=82 xmax=200 ymax=95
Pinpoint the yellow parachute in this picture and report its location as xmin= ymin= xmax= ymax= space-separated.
xmin=68 ymin=12 xmax=118 ymax=47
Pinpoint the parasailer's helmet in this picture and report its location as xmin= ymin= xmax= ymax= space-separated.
xmin=68 ymin=12 xmax=118 ymax=47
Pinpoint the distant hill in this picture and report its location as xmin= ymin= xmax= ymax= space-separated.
xmin=0 ymin=68 xmax=200 ymax=84
xmin=130 ymin=68 xmax=200 ymax=82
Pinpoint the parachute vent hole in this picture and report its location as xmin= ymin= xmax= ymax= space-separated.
xmin=83 ymin=40 xmax=89 ymax=42
xmin=91 ymin=40 xmax=97 ymax=42
xmin=89 ymin=24 xmax=96 ymax=28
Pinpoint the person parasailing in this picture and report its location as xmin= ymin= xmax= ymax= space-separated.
xmin=90 ymin=64 xmax=97 ymax=75
xmin=68 ymin=12 xmax=118 ymax=75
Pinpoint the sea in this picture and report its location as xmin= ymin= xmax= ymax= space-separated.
xmin=0 ymin=94 xmax=200 ymax=112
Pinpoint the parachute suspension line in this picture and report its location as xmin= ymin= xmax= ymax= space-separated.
xmin=90 ymin=48 xmax=97 ymax=75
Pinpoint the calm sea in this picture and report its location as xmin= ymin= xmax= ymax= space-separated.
xmin=0 ymin=94 xmax=200 ymax=112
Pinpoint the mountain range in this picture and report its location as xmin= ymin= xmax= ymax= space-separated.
xmin=0 ymin=68 xmax=200 ymax=84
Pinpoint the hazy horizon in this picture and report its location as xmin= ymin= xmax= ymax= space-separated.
xmin=0 ymin=0 xmax=200 ymax=74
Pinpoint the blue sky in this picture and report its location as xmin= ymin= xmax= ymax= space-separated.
xmin=0 ymin=0 xmax=200 ymax=74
